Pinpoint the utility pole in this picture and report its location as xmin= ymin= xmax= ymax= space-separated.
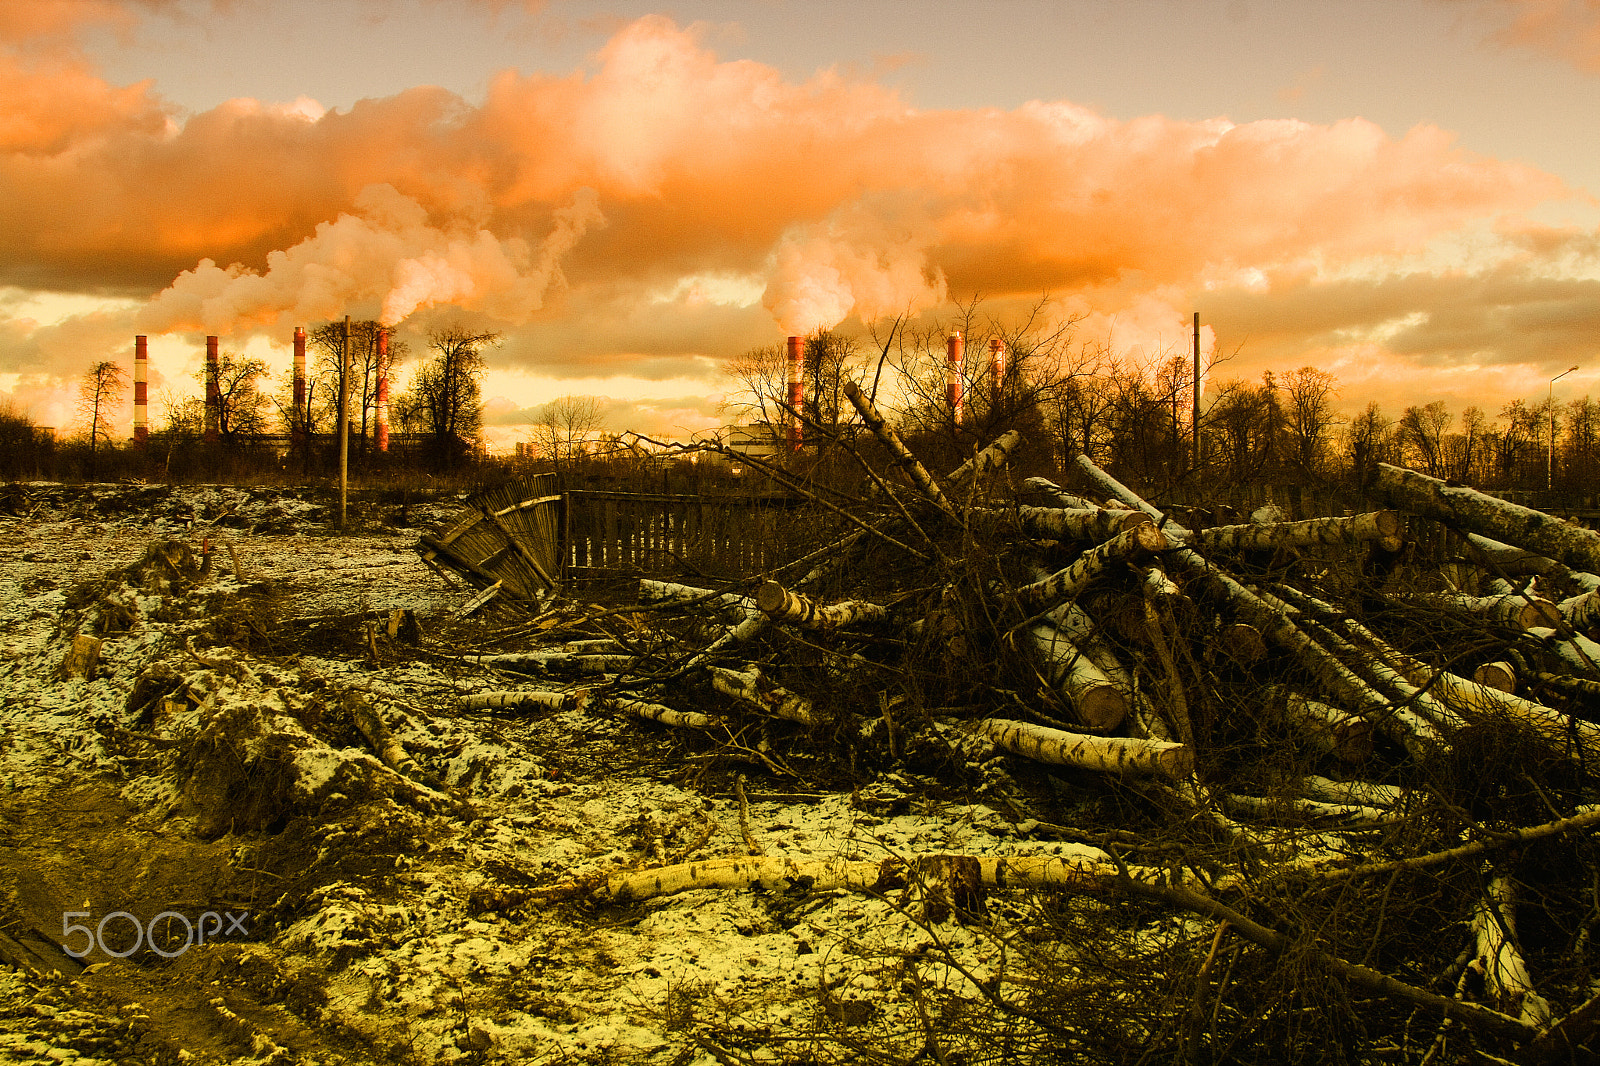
xmin=339 ymin=314 xmax=351 ymax=528
xmin=1549 ymin=365 xmax=1578 ymax=492
xmin=1192 ymin=312 xmax=1201 ymax=467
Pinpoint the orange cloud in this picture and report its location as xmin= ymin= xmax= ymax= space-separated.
xmin=0 ymin=12 xmax=1579 ymax=414
xmin=1461 ymin=0 xmax=1600 ymax=73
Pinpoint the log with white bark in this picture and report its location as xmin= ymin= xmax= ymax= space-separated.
xmin=1302 ymin=775 xmax=1404 ymax=809
xmin=1011 ymin=525 xmax=1172 ymax=613
xmin=1271 ymin=689 xmax=1375 ymax=763
xmin=1304 ymin=622 xmax=1465 ymax=733
xmin=1465 ymin=533 xmax=1567 ymax=577
xmin=1473 ymin=661 xmax=1518 ymax=693
xmin=608 ymin=697 xmax=720 ymax=731
xmin=756 ymin=581 xmax=890 ymax=631
xmin=461 ymin=689 xmax=588 ymax=712
xmin=710 ymin=666 xmax=817 ymax=726
xmin=472 ymin=650 xmax=637 ymax=675
xmin=1369 ymin=463 xmax=1600 ymax=574
xmin=1194 ymin=511 xmax=1401 ymax=553
xmin=843 ymin=381 xmax=957 ymax=518
xmin=1142 ymin=565 xmax=1182 ymax=604
xmin=638 ymin=579 xmax=755 ymax=615
xmin=1011 ymin=504 xmax=1153 ymax=542
xmin=1473 ymin=873 xmax=1554 ymax=1028
xmin=977 ymin=717 xmax=1192 ymax=778
xmin=1216 ymin=622 xmax=1267 ymax=666
xmin=944 ymin=429 xmax=1025 ymax=494
xmin=1529 ymin=670 xmax=1600 ymax=700
xmin=1562 ymin=585 xmax=1600 ymax=636
xmin=1394 ymin=589 xmax=1564 ymax=631
xmin=1023 ymin=621 xmax=1128 ymax=731
xmin=1221 ymin=792 xmax=1392 ymax=827
xmin=1023 ymin=476 xmax=1114 ymax=512
xmin=1521 ymin=627 xmax=1600 ymax=678
xmin=1391 ymin=654 xmax=1600 ymax=754
xmin=350 ymin=698 xmax=422 ymax=779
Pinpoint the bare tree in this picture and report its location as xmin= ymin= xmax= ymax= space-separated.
xmin=1396 ymin=401 xmax=1452 ymax=477
xmin=191 ymin=351 xmax=271 ymax=445
xmin=77 ymin=360 xmax=126 ymax=480
xmin=531 ymin=394 xmax=606 ymax=475
xmin=306 ymin=321 xmax=408 ymax=453
xmin=721 ymin=331 xmax=864 ymax=449
xmin=396 ymin=327 xmax=498 ymax=469
xmin=1496 ymin=399 xmax=1538 ymax=484
xmin=1281 ymin=366 xmax=1340 ymax=478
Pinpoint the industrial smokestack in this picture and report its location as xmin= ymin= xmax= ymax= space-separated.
xmin=786 ymin=335 xmax=804 ymax=452
xmin=376 ymin=328 xmax=390 ymax=453
xmin=204 ymin=335 xmax=220 ymax=444
xmin=292 ymin=326 xmax=306 ymax=445
xmin=133 ymin=335 xmax=148 ymax=446
xmin=946 ymin=331 xmax=964 ymax=426
xmin=988 ymin=337 xmax=1005 ymax=407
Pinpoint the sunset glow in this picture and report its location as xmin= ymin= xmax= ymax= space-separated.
xmin=4 ymin=0 xmax=1600 ymax=447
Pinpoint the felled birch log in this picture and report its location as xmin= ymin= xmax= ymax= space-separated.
xmin=1465 ymin=533 xmax=1566 ymax=576
xmin=608 ymin=697 xmax=719 ymax=731
xmin=1012 ymin=505 xmax=1153 ymax=542
xmin=944 ymin=429 xmax=1024 ymax=493
xmin=1562 ymin=586 xmax=1600 ymax=635
xmin=1023 ymin=622 xmax=1128 ymax=731
xmin=1391 ymin=654 xmax=1600 ymax=753
xmin=461 ymin=689 xmax=587 ymax=712
xmin=1529 ymin=670 xmax=1600 ymax=699
xmin=1215 ymin=622 xmax=1267 ymax=666
xmin=1521 ymin=627 xmax=1600 ymax=679
xmin=757 ymin=582 xmax=890 ymax=631
xmin=1075 ymin=455 xmax=1439 ymax=755
xmin=1022 ymin=476 xmax=1105 ymax=511
xmin=843 ymin=381 xmax=957 ymax=518
xmin=1221 ymin=793 xmax=1391 ymax=827
xmin=1369 ymin=463 xmax=1600 ymax=574
xmin=638 ymin=579 xmax=755 ymax=615
xmin=1012 ymin=526 xmax=1171 ymax=613
xmin=1039 ymin=600 xmax=1156 ymax=735
xmin=472 ymin=651 xmax=637 ymax=676
xmin=1269 ymin=689 xmax=1374 ymax=763
xmin=710 ymin=666 xmax=817 ymax=726
xmin=1302 ymin=775 xmax=1404 ymax=808
xmin=977 ymin=717 xmax=1192 ymax=778
xmin=1305 ymin=622 xmax=1464 ymax=732
xmin=1142 ymin=565 xmax=1182 ymax=603
xmin=1474 ymin=661 xmax=1517 ymax=693
xmin=1194 ymin=511 xmax=1401 ymax=552
xmin=1473 ymin=874 xmax=1553 ymax=1028
xmin=602 ymin=848 xmax=1185 ymax=904
xmin=1394 ymin=590 xmax=1564 ymax=631
xmin=350 ymin=698 xmax=422 ymax=779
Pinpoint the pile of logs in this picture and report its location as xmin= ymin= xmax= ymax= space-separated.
xmin=453 ymin=393 xmax=1600 ymax=1055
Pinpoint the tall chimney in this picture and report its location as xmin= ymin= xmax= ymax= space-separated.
xmin=133 ymin=336 xmax=148 ymax=446
xmin=786 ymin=335 xmax=804 ymax=452
xmin=292 ymin=326 xmax=306 ymax=445
xmin=376 ymin=327 xmax=390 ymax=452
xmin=946 ymin=331 xmax=964 ymax=426
xmin=204 ymin=335 xmax=220 ymax=443
xmin=988 ymin=337 xmax=1005 ymax=408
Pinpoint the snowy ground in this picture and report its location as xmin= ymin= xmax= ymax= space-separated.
xmin=0 ymin=483 xmax=1120 ymax=1066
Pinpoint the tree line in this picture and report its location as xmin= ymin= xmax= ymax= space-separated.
xmin=720 ymin=302 xmax=1600 ymax=502
xmin=0 ymin=324 xmax=500 ymax=481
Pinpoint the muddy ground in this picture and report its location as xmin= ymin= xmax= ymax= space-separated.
xmin=0 ymin=482 xmax=1100 ymax=1066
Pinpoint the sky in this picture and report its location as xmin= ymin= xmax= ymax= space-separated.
xmin=4 ymin=0 xmax=1600 ymax=450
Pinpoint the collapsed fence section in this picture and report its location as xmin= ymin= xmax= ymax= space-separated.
xmin=562 ymin=490 xmax=811 ymax=583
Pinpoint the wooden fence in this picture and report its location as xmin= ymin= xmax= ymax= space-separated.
xmin=561 ymin=490 xmax=808 ymax=582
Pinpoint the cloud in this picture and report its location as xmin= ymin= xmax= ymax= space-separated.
xmin=1449 ymin=0 xmax=1600 ymax=73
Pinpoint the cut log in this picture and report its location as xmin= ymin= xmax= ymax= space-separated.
xmin=608 ymin=697 xmax=719 ymax=731
xmin=56 ymin=634 xmax=103 ymax=680
xmin=1395 ymin=590 xmax=1564 ymax=631
xmin=1464 ymin=533 xmax=1566 ymax=577
xmin=1473 ymin=661 xmax=1517 ymax=693
xmin=944 ymin=429 xmax=1025 ymax=494
xmin=1011 ymin=525 xmax=1172 ymax=613
xmin=843 ymin=381 xmax=957 ymax=518
xmin=1473 ymin=873 xmax=1553 ymax=1028
xmin=1521 ymin=628 xmax=1600 ymax=679
xmin=756 ymin=582 xmax=890 ymax=631
xmin=461 ymin=689 xmax=587 ymax=712
xmin=1390 ymin=652 xmax=1600 ymax=757
xmin=1022 ymin=477 xmax=1105 ymax=511
xmin=1271 ymin=689 xmax=1374 ymax=763
xmin=1023 ymin=622 xmax=1128 ymax=731
xmin=710 ymin=666 xmax=817 ymax=726
xmin=1012 ymin=505 xmax=1153 ymax=542
xmin=1301 ymin=775 xmax=1404 ymax=808
xmin=1216 ymin=622 xmax=1267 ymax=666
xmin=1368 ymin=463 xmax=1600 ymax=574
xmin=638 ymin=579 xmax=755 ymax=615
xmin=977 ymin=717 xmax=1192 ymax=778
xmin=1561 ymin=585 xmax=1600 ymax=636
xmin=350 ymin=698 xmax=421 ymax=778
xmin=1222 ymin=793 xmax=1391 ymax=827
xmin=1194 ymin=511 xmax=1401 ymax=552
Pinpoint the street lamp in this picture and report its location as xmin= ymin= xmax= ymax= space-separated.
xmin=1549 ymin=366 xmax=1579 ymax=492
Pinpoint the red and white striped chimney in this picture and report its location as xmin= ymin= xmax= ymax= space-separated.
xmin=133 ymin=335 xmax=148 ymax=446
xmin=946 ymin=330 xmax=964 ymax=426
xmin=786 ymin=335 xmax=804 ymax=452
xmin=989 ymin=337 xmax=1005 ymax=406
xmin=292 ymin=326 xmax=306 ymax=445
xmin=376 ymin=328 xmax=390 ymax=452
xmin=204 ymin=336 xmax=220 ymax=443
